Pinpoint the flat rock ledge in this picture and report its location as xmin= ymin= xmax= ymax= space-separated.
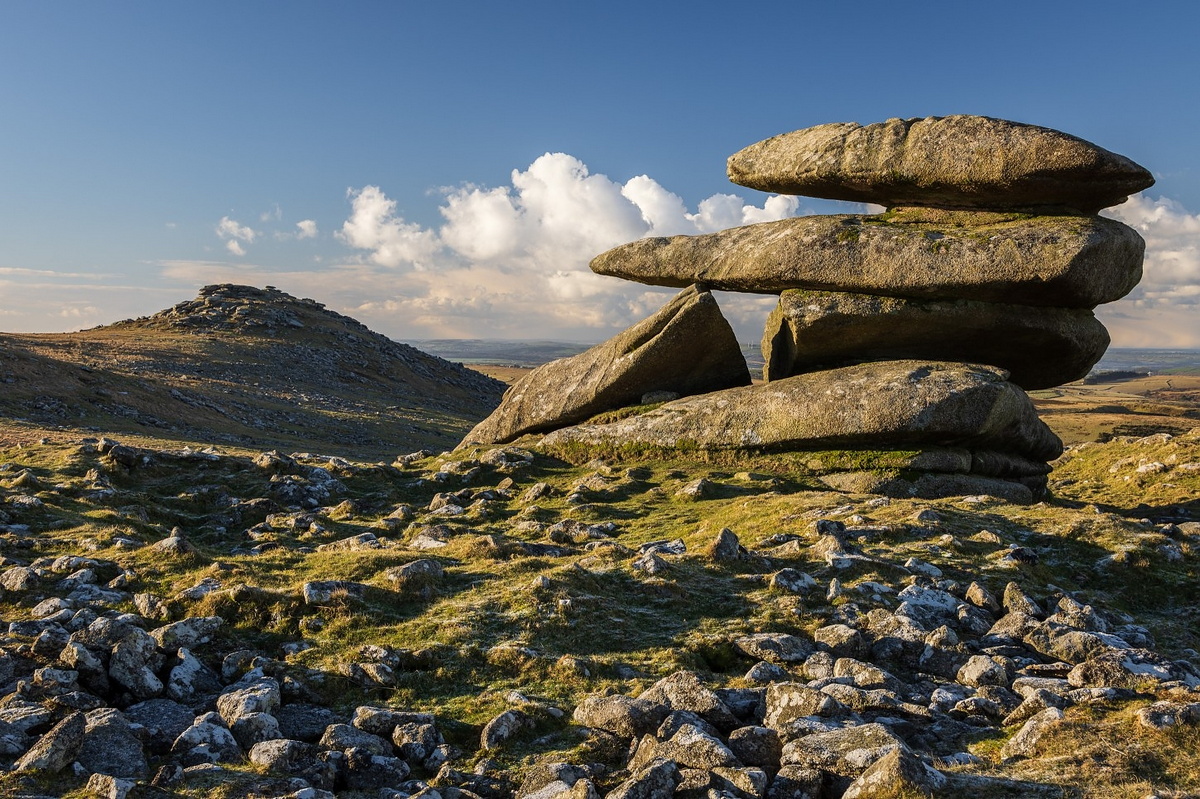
xmin=761 ymin=288 xmax=1109 ymax=390
xmin=726 ymin=115 xmax=1155 ymax=213
xmin=539 ymin=360 xmax=1063 ymax=465
xmin=462 ymin=286 xmax=749 ymax=445
xmin=590 ymin=210 xmax=1144 ymax=308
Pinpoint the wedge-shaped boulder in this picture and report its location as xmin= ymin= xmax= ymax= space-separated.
xmin=461 ymin=285 xmax=750 ymax=445
xmin=726 ymin=115 xmax=1154 ymax=213
xmin=540 ymin=360 xmax=1062 ymax=462
xmin=762 ymin=289 xmax=1109 ymax=389
xmin=590 ymin=210 xmax=1144 ymax=308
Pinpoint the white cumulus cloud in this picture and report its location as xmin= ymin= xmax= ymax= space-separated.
xmin=1102 ymin=194 xmax=1200 ymax=347
xmin=296 ymin=219 xmax=318 ymax=239
xmin=215 ymin=216 xmax=259 ymax=257
xmin=332 ymin=152 xmax=800 ymax=340
xmin=337 ymin=186 xmax=441 ymax=269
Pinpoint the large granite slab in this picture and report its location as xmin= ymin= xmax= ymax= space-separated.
xmin=539 ymin=360 xmax=1063 ymax=463
xmin=727 ymin=115 xmax=1154 ymax=213
xmin=761 ymin=289 xmax=1108 ymax=389
xmin=590 ymin=210 xmax=1143 ymax=308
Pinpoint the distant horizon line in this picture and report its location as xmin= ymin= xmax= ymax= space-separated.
xmin=400 ymin=338 xmax=1200 ymax=353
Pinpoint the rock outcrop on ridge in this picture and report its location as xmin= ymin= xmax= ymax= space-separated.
xmin=0 ymin=284 xmax=505 ymax=457
xmin=464 ymin=115 xmax=1151 ymax=504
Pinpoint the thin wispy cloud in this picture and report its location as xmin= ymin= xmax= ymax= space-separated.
xmin=0 ymin=267 xmax=117 ymax=279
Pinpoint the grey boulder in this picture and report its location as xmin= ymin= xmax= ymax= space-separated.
xmin=726 ymin=115 xmax=1154 ymax=213
xmin=589 ymin=210 xmax=1143 ymax=308
xmin=761 ymin=289 xmax=1109 ymax=390
xmin=540 ymin=360 xmax=1062 ymax=463
xmin=461 ymin=285 xmax=749 ymax=445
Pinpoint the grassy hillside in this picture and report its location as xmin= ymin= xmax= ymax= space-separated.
xmin=0 ymin=285 xmax=504 ymax=459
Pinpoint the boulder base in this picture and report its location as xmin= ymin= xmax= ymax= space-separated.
xmin=726 ymin=115 xmax=1154 ymax=213
xmin=590 ymin=210 xmax=1143 ymax=308
xmin=539 ymin=360 xmax=1062 ymax=463
xmin=762 ymin=289 xmax=1109 ymax=389
xmin=462 ymin=286 xmax=750 ymax=445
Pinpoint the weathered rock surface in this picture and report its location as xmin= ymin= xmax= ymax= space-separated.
xmin=818 ymin=469 xmax=1041 ymax=504
xmin=541 ymin=360 xmax=1062 ymax=463
xmin=589 ymin=210 xmax=1143 ymax=308
xmin=462 ymin=285 xmax=749 ymax=445
xmin=761 ymin=288 xmax=1109 ymax=389
xmin=726 ymin=115 xmax=1154 ymax=213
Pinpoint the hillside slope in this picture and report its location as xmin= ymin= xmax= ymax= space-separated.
xmin=0 ymin=285 xmax=504 ymax=458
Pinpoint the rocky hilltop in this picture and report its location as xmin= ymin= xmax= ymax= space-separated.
xmin=466 ymin=115 xmax=1151 ymax=507
xmin=0 ymin=285 xmax=505 ymax=458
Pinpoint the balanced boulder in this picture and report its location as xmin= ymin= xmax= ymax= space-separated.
xmin=590 ymin=209 xmax=1143 ymax=307
xmin=462 ymin=285 xmax=749 ymax=445
xmin=761 ymin=288 xmax=1109 ymax=389
xmin=726 ymin=115 xmax=1154 ymax=213
xmin=463 ymin=115 xmax=1150 ymax=505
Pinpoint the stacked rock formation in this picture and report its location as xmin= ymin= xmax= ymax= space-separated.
xmin=463 ymin=116 xmax=1152 ymax=503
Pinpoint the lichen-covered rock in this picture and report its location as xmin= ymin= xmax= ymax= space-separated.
xmin=14 ymin=711 xmax=85 ymax=772
xmin=725 ymin=115 xmax=1154 ymax=213
xmin=108 ymin=626 xmax=164 ymax=699
xmin=217 ymin=678 xmax=281 ymax=726
xmin=1024 ymin=621 xmax=1131 ymax=664
xmin=150 ymin=616 xmax=223 ymax=649
xmin=605 ymin=757 xmax=680 ymax=799
xmin=957 ymin=655 xmax=1013 ymax=688
xmin=461 ymin=285 xmax=750 ymax=445
xmin=249 ymin=738 xmax=337 ymax=789
xmin=85 ymin=773 xmax=136 ymax=799
xmin=727 ymin=726 xmax=782 ymax=772
xmin=277 ymin=704 xmax=341 ymax=743
xmin=541 ymin=361 xmax=1062 ymax=464
xmin=1000 ymin=707 xmax=1065 ymax=760
xmin=590 ymin=211 xmax=1143 ymax=308
xmin=780 ymin=723 xmax=906 ymax=776
xmin=1066 ymin=648 xmax=1186 ymax=689
xmin=319 ymin=722 xmax=392 ymax=756
xmin=572 ymin=694 xmax=669 ymax=739
xmin=637 ymin=670 xmax=740 ymax=732
xmin=763 ymin=683 xmax=841 ymax=730
xmin=735 ymin=633 xmax=814 ymax=664
xmin=480 ymin=709 xmax=532 ymax=749
xmin=76 ymin=708 xmax=147 ymax=778
xmin=124 ymin=698 xmax=197 ymax=754
xmin=819 ymin=470 xmax=1038 ymax=504
xmin=166 ymin=647 xmax=222 ymax=702
xmin=171 ymin=712 xmax=242 ymax=765
xmin=761 ymin=289 xmax=1109 ymax=389
xmin=343 ymin=746 xmax=411 ymax=790
xmin=841 ymin=746 xmax=946 ymax=799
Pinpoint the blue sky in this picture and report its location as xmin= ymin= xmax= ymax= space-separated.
xmin=3 ymin=1 xmax=1199 ymax=346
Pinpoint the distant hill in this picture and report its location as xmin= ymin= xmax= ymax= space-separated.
xmin=0 ymin=284 xmax=505 ymax=457
xmin=410 ymin=338 xmax=767 ymax=371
